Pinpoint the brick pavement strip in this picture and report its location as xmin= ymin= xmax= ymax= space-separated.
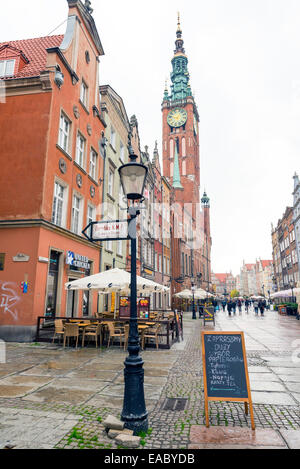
xmin=0 ymin=311 xmax=300 ymax=448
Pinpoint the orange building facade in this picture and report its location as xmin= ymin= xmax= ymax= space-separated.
xmin=0 ymin=0 xmax=106 ymax=340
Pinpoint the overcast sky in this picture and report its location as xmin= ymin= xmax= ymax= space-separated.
xmin=2 ymin=0 xmax=300 ymax=275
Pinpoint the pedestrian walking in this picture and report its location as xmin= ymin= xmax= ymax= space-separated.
xmin=245 ymin=299 xmax=249 ymax=313
xmin=258 ymin=300 xmax=265 ymax=316
xmin=227 ymin=300 xmax=232 ymax=316
xmin=237 ymin=299 xmax=242 ymax=314
xmin=222 ymin=300 xmax=226 ymax=312
xmin=254 ymin=300 xmax=259 ymax=315
xmin=232 ymin=300 xmax=237 ymax=315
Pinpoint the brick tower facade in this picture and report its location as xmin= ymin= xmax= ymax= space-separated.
xmin=162 ymin=15 xmax=211 ymax=297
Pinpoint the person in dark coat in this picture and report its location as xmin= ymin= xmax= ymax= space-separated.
xmin=258 ymin=300 xmax=265 ymax=316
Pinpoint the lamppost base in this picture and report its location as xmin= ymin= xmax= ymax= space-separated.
xmin=121 ymin=355 xmax=149 ymax=435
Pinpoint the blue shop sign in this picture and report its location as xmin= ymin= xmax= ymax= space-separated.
xmin=66 ymin=251 xmax=89 ymax=270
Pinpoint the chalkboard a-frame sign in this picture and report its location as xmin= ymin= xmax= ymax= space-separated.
xmin=202 ymin=331 xmax=255 ymax=430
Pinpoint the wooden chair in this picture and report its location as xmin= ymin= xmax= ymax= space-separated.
xmin=82 ymin=323 xmax=102 ymax=348
xmin=63 ymin=323 xmax=80 ymax=348
xmin=52 ymin=319 xmax=65 ymax=344
xmin=107 ymin=322 xmax=126 ymax=348
xmin=123 ymin=324 xmax=129 ymax=351
xmin=142 ymin=324 xmax=161 ymax=350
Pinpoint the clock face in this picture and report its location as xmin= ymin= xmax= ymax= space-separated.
xmin=167 ymin=108 xmax=187 ymax=128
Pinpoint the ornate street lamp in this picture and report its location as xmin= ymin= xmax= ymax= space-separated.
xmin=118 ymin=146 xmax=148 ymax=435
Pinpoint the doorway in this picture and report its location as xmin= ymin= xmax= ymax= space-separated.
xmin=66 ymin=278 xmax=78 ymax=318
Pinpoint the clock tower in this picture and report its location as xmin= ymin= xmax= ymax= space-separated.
xmin=162 ymin=14 xmax=200 ymax=214
xmin=162 ymin=15 xmax=207 ymax=295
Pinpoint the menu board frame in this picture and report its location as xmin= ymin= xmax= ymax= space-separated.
xmin=118 ymin=296 xmax=150 ymax=319
xmin=203 ymin=306 xmax=215 ymax=326
xmin=201 ymin=331 xmax=255 ymax=430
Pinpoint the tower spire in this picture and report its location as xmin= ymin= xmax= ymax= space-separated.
xmin=170 ymin=13 xmax=190 ymax=102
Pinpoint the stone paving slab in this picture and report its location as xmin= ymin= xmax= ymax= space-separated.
xmin=279 ymin=430 xmax=300 ymax=449
xmin=66 ymin=370 xmax=119 ymax=381
xmin=249 ymin=380 xmax=286 ymax=392
xmin=98 ymin=383 xmax=163 ymax=400
xmin=251 ymin=391 xmax=297 ymax=405
xmin=249 ymin=372 xmax=280 ymax=382
xmin=0 ymin=407 xmax=79 ymax=449
xmin=271 ymin=367 xmax=300 ymax=375
xmin=248 ymin=366 xmax=272 ymax=373
xmin=21 ymin=386 xmax=96 ymax=405
xmin=45 ymin=378 xmax=109 ymax=392
xmin=278 ymin=374 xmax=300 ymax=383
xmin=188 ymin=426 xmax=287 ymax=448
xmin=0 ymin=385 xmax=36 ymax=398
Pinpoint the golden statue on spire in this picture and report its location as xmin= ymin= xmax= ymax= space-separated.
xmin=177 ymin=12 xmax=182 ymax=33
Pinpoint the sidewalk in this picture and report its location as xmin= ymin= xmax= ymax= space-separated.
xmin=0 ymin=308 xmax=299 ymax=449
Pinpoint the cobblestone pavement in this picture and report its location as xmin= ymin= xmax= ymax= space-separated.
xmin=0 ymin=308 xmax=299 ymax=449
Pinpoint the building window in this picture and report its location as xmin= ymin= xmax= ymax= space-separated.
xmin=117 ymin=240 xmax=123 ymax=256
xmin=0 ymin=253 xmax=5 ymax=271
xmin=58 ymin=112 xmax=71 ymax=153
xmin=80 ymin=80 xmax=88 ymax=107
xmin=106 ymin=239 xmax=113 ymax=252
xmin=89 ymin=149 xmax=97 ymax=180
xmin=110 ymin=126 xmax=116 ymax=149
xmin=52 ymin=182 xmax=65 ymax=227
xmin=71 ymin=194 xmax=83 ymax=235
xmin=182 ymin=137 xmax=186 ymax=157
xmin=76 ymin=133 xmax=85 ymax=168
xmin=108 ymin=167 xmax=114 ymax=197
xmin=120 ymin=141 xmax=125 ymax=163
xmin=170 ymin=139 xmax=174 ymax=158
xmin=182 ymin=160 xmax=186 ymax=176
xmin=87 ymin=204 xmax=95 ymax=225
xmin=0 ymin=59 xmax=15 ymax=77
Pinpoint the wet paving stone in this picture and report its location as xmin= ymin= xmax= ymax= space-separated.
xmin=1 ymin=309 xmax=300 ymax=448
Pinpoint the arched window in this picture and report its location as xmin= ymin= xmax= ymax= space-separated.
xmin=182 ymin=160 xmax=186 ymax=176
xmin=170 ymin=139 xmax=174 ymax=158
xmin=170 ymin=162 xmax=174 ymax=177
xmin=182 ymin=137 xmax=186 ymax=157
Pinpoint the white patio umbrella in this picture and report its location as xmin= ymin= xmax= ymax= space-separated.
xmin=65 ymin=268 xmax=168 ymax=293
xmin=174 ymin=289 xmax=193 ymax=299
xmin=270 ymin=288 xmax=300 ymax=299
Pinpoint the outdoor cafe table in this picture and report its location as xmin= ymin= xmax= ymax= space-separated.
xmin=35 ymin=314 xmax=181 ymax=349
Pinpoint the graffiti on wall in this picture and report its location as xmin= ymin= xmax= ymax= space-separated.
xmin=0 ymin=282 xmax=20 ymax=321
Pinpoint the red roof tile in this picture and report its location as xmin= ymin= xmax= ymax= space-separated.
xmin=261 ymin=260 xmax=272 ymax=268
xmin=214 ymin=274 xmax=230 ymax=283
xmin=0 ymin=35 xmax=63 ymax=79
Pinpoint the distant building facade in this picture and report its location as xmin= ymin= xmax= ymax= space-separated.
xmin=272 ymin=207 xmax=298 ymax=291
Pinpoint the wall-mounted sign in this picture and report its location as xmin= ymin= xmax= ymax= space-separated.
xmin=13 ymin=253 xmax=30 ymax=262
xmin=66 ymin=251 xmax=89 ymax=270
xmin=38 ymin=257 xmax=49 ymax=263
